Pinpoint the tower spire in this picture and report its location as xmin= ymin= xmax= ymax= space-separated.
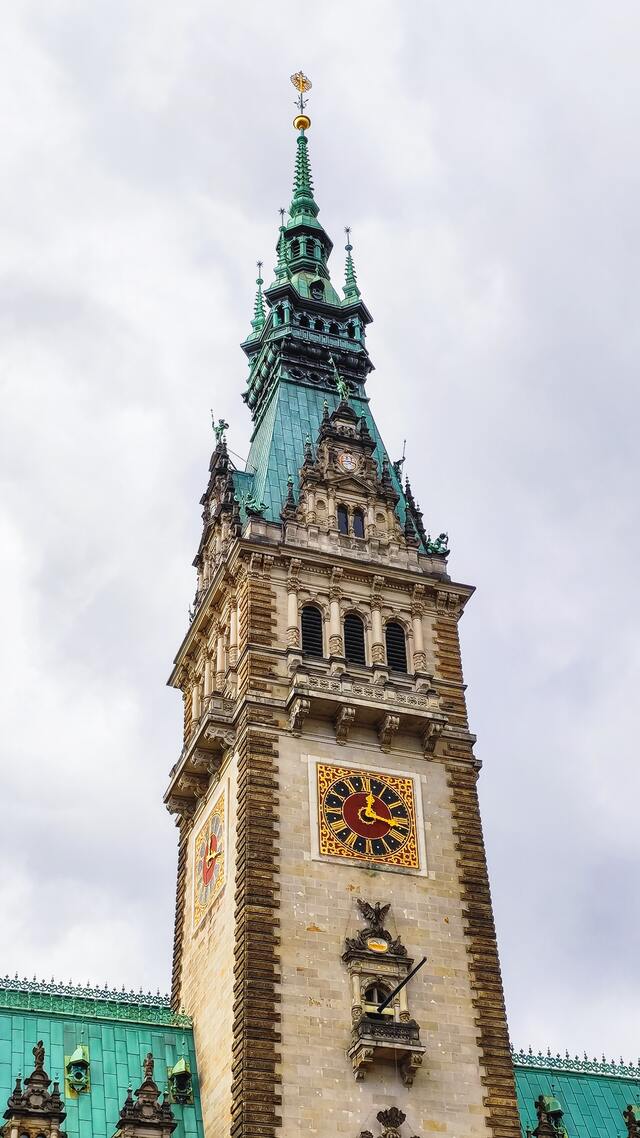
xmin=289 ymin=72 xmax=318 ymax=221
xmin=343 ymin=227 xmax=361 ymax=300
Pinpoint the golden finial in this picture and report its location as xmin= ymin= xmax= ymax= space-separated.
xmin=290 ymin=71 xmax=312 ymax=131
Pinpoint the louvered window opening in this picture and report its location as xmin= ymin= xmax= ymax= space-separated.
xmin=344 ymin=613 xmax=366 ymax=666
xmin=337 ymin=505 xmax=349 ymax=535
xmin=301 ymin=606 xmax=324 ymax=657
xmin=385 ymin=621 xmax=408 ymax=673
xmin=353 ymin=509 xmax=365 ymax=538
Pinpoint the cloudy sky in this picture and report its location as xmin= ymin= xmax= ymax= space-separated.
xmin=2 ymin=1 xmax=639 ymax=1062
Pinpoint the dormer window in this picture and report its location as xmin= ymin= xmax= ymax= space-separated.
xmin=310 ymin=279 xmax=325 ymax=300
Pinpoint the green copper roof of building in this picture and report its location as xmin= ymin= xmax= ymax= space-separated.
xmin=0 ymin=977 xmax=203 ymax=1138
xmin=514 ymin=1049 xmax=640 ymax=1137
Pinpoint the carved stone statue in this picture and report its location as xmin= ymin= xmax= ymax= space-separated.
xmin=143 ymin=1052 xmax=155 ymax=1080
xmin=32 ymin=1040 xmax=45 ymax=1071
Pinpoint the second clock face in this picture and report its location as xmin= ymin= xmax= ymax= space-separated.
xmin=193 ymin=790 xmax=226 ymax=928
xmin=317 ymin=763 xmax=419 ymax=869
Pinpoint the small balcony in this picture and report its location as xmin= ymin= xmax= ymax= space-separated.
xmin=348 ymin=1014 xmax=426 ymax=1086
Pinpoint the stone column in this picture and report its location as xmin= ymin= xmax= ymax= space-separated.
xmin=191 ymin=681 xmax=201 ymax=722
xmin=286 ymin=560 xmax=301 ymax=649
xmin=203 ymin=653 xmax=212 ymax=698
xmin=329 ymin=569 xmax=343 ymax=656
xmin=370 ymin=576 xmax=385 ymax=665
xmin=229 ymin=600 xmax=238 ymax=667
xmin=412 ymin=585 xmax=427 ymax=672
xmin=215 ymin=624 xmax=225 ymax=691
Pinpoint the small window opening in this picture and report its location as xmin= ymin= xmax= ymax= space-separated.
xmin=301 ymin=606 xmax=323 ymax=658
xmin=337 ymin=505 xmax=349 ymax=535
xmin=300 ymin=314 xmax=310 ymax=328
xmin=329 ymin=322 xmax=339 ymax=335
xmin=364 ymin=982 xmax=394 ymax=1017
xmin=344 ymin=613 xmax=366 ymax=666
xmin=385 ymin=621 xmax=408 ymax=673
xmin=306 ymin=238 xmax=315 ymax=257
xmin=291 ymin=239 xmax=300 ymax=257
xmin=353 ymin=509 xmax=365 ymax=539
xmin=347 ymin=322 xmax=355 ymax=339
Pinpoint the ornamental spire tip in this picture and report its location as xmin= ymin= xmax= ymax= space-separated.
xmin=291 ymin=71 xmax=311 ymax=131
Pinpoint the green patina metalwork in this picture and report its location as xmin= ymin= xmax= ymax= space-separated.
xmin=0 ymin=979 xmax=202 ymax=1138
xmin=0 ymin=976 xmax=190 ymax=1027
xmin=513 ymin=1050 xmax=640 ymax=1138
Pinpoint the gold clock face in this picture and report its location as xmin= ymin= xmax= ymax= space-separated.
xmin=317 ymin=763 xmax=419 ymax=869
xmin=193 ymin=790 xmax=226 ymax=928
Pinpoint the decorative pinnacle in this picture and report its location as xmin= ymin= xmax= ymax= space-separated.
xmin=251 ymin=260 xmax=266 ymax=333
xmin=291 ymin=71 xmax=312 ymax=131
xmin=275 ymin=209 xmax=288 ymax=280
xmin=343 ymin=226 xmax=361 ymax=300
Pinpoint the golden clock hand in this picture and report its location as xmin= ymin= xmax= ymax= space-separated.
xmin=363 ymin=792 xmax=376 ymax=818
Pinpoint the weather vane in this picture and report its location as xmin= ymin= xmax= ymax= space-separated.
xmin=290 ymin=71 xmax=312 ymax=131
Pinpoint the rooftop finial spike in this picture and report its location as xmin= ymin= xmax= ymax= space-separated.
xmin=343 ymin=226 xmax=361 ymax=300
xmin=291 ymin=70 xmax=312 ymax=131
xmin=250 ymin=260 xmax=266 ymax=334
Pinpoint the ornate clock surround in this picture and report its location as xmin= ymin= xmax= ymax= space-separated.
xmin=192 ymin=783 xmax=227 ymax=929
xmin=308 ymin=758 xmax=428 ymax=876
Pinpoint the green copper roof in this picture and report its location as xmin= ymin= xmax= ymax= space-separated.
xmin=244 ymin=382 xmax=412 ymax=532
xmin=514 ymin=1050 xmax=640 ymax=1137
xmin=0 ymin=980 xmax=203 ymax=1138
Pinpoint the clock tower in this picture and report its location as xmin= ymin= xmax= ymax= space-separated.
xmin=165 ymin=75 xmax=521 ymax=1138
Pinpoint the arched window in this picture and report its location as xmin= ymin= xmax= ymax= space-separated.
xmin=301 ymin=606 xmax=323 ymax=658
xmin=385 ymin=621 xmax=408 ymax=673
xmin=314 ymin=318 xmax=324 ymax=332
xmin=344 ymin=613 xmax=366 ymax=666
xmin=299 ymin=314 xmax=310 ymax=329
xmin=291 ymin=239 xmax=300 ymax=257
xmin=306 ymin=238 xmax=315 ymax=257
xmin=329 ymin=321 xmax=339 ymax=335
xmin=363 ymin=981 xmax=393 ymax=1017
xmin=353 ymin=509 xmax=365 ymax=539
xmin=337 ymin=505 xmax=349 ymax=535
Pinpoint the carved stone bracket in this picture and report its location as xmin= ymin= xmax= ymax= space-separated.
xmin=289 ymin=696 xmax=311 ymax=736
xmin=335 ymin=704 xmax=356 ymax=744
xmin=378 ymin=713 xmax=400 ymax=752
xmin=165 ymin=795 xmax=197 ymax=820
xmin=422 ymin=719 xmax=445 ymax=757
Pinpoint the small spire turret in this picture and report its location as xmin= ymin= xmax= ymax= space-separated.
xmin=250 ymin=262 xmax=266 ymax=334
xmin=343 ymin=227 xmax=361 ymax=301
xmin=274 ymin=209 xmax=288 ymax=281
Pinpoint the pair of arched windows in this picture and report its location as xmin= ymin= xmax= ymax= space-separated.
xmin=337 ymin=505 xmax=365 ymax=539
xmin=300 ymin=606 xmax=408 ymax=672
